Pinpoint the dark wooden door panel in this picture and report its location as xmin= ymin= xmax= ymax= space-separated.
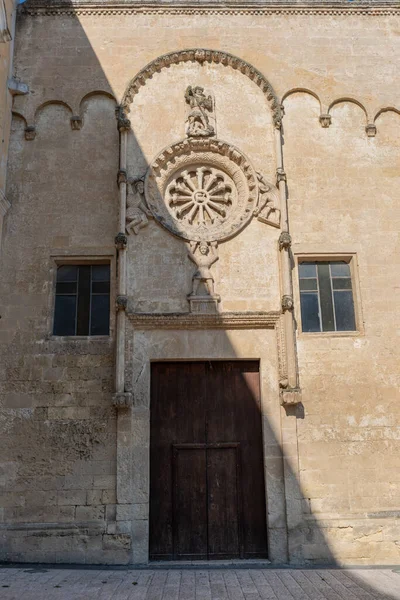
xmin=150 ymin=361 xmax=268 ymax=561
xmin=149 ymin=362 xmax=206 ymax=559
xmin=173 ymin=446 xmax=207 ymax=560
xmin=207 ymin=446 xmax=241 ymax=559
xmin=206 ymin=361 xmax=267 ymax=558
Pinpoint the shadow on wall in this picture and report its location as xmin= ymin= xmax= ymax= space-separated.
xmin=0 ymin=2 xmax=398 ymax=594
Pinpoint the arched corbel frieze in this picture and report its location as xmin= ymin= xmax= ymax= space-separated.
xmin=328 ymin=97 xmax=376 ymax=136
xmin=121 ymin=48 xmax=282 ymax=128
xmin=13 ymin=91 xmax=118 ymax=138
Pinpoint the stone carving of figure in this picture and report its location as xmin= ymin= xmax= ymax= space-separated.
xmin=185 ymin=86 xmax=215 ymax=137
xmin=126 ymin=178 xmax=153 ymax=235
xmin=187 ymin=241 xmax=219 ymax=297
xmin=254 ymin=172 xmax=281 ymax=228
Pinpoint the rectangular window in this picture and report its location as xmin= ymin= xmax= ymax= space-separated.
xmin=299 ymin=260 xmax=356 ymax=333
xmin=53 ymin=264 xmax=110 ymax=336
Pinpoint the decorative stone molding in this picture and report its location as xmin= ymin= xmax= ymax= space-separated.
xmin=276 ymin=168 xmax=287 ymax=185
xmin=122 ymin=49 xmax=281 ymax=129
xmin=115 ymin=232 xmax=128 ymax=249
xmin=116 ymin=295 xmax=128 ymax=311
xmin=126 ymin=311 xmax=280 ymax=330
xmin=145 ymin=137 xmax=259 ymax=243
xmin=112 ymin=392 xmax=133 ymax=408
xmin=70 ymin=115 xmax=83 ymax=130
xmin=281 ymin=294 xmax=294 ymax=312
xmin=366 ymin=123 xmax=377 ymax=137
xmin=319 ymin=113 xmax=332 ymax=128
xmin=0 ymin=189 xmax=11 ymax=217
xmin=278 ymin=231 xmax=292 ymax=250
xmin=118 ymin=169 xmax=127 ymax=186
xmin=281 ymin=387 xmax=302 ymax=406
xmin=23 ymin=2 xmax=400 ymax=18
xmin=276 ymin=315 xmax=288 ymax=387
xmin=24 ymin=126 xmax=36 ymax=141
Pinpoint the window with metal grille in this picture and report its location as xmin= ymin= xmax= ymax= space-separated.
xmin=298 ymin=261 xmax=356 ymax=333
xmin=53 ymin=264 xmax=110 ymax=336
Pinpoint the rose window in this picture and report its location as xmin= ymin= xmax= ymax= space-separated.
xmin=166 ymin=167 xmax=234 ymax=226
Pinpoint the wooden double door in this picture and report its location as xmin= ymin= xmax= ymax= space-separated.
xmin=149 ymin=361 xmax=268 ymax=561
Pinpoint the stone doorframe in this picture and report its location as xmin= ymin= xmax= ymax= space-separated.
xmin=114 ymin=313 xmax=303 ymax=564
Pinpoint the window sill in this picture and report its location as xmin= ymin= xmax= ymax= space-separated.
xmin=48 ymin=335 xmax=112 ymax=342
xmin=298 ymin=330 xmax=362 ymax=339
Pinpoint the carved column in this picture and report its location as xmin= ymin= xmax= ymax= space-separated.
xmin=275 ymin=128 xmax=301 ymax=405
xmin=113 ymin=109 xmax=135 ymax=544
xmin=275 ymin=125 xmax=303 ymax=564
xmin=112 ymin=108 xmax=133 ymax=409
xmin=115 ymin=111 xmax=128 ymax=398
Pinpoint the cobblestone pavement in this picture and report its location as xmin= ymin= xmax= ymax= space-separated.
xmin=0 ymin=567 xmax=399 ymax=600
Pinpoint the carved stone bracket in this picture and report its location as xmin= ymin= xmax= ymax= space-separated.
xmin=122 ymin=49 xmax=281 ymax=129
xmin=70 ymin=116 xmax=83 ymax=130
xmin=282 ymin=294 xmax=294 ymax=312
xmin=116 ymin=295 xmax=128 ymax=311
xmin=278 ymin=231 xmax=292 ymax=250
xmin=115 ymin=232 xmax=128 ymax=249
xmin=7 ymin=78 xmax=29 ymax=96
xmin=112 ymin=392 xmax=133 ymax=408
xmin=319 ymin=114 xmax=332 ymax=128
xmin=280 ymin=387 xmax=302 ymax=406
xmin=24 ymin=126 xmax=36 ymax=141
xmin=116 ymin=106 xmax=131 ymax=132
xmin=366 ymin=123 xmax=377 ymax=137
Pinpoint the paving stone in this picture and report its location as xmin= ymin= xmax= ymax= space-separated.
xmin=0 ymin=568 xmax=398 ymax=600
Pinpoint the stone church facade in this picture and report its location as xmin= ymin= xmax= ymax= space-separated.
xmin=0 ymin=0 xmax=399 ymax=565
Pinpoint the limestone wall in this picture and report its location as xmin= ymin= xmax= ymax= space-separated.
xmin=0 ymin=3 xmax=399 ymax=564
xmin=0 ymin=0 xmax=15 ymax=247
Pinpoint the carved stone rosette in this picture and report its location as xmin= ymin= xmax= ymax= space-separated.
xmin=145 ymin=137 xmax=259 ymax=243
